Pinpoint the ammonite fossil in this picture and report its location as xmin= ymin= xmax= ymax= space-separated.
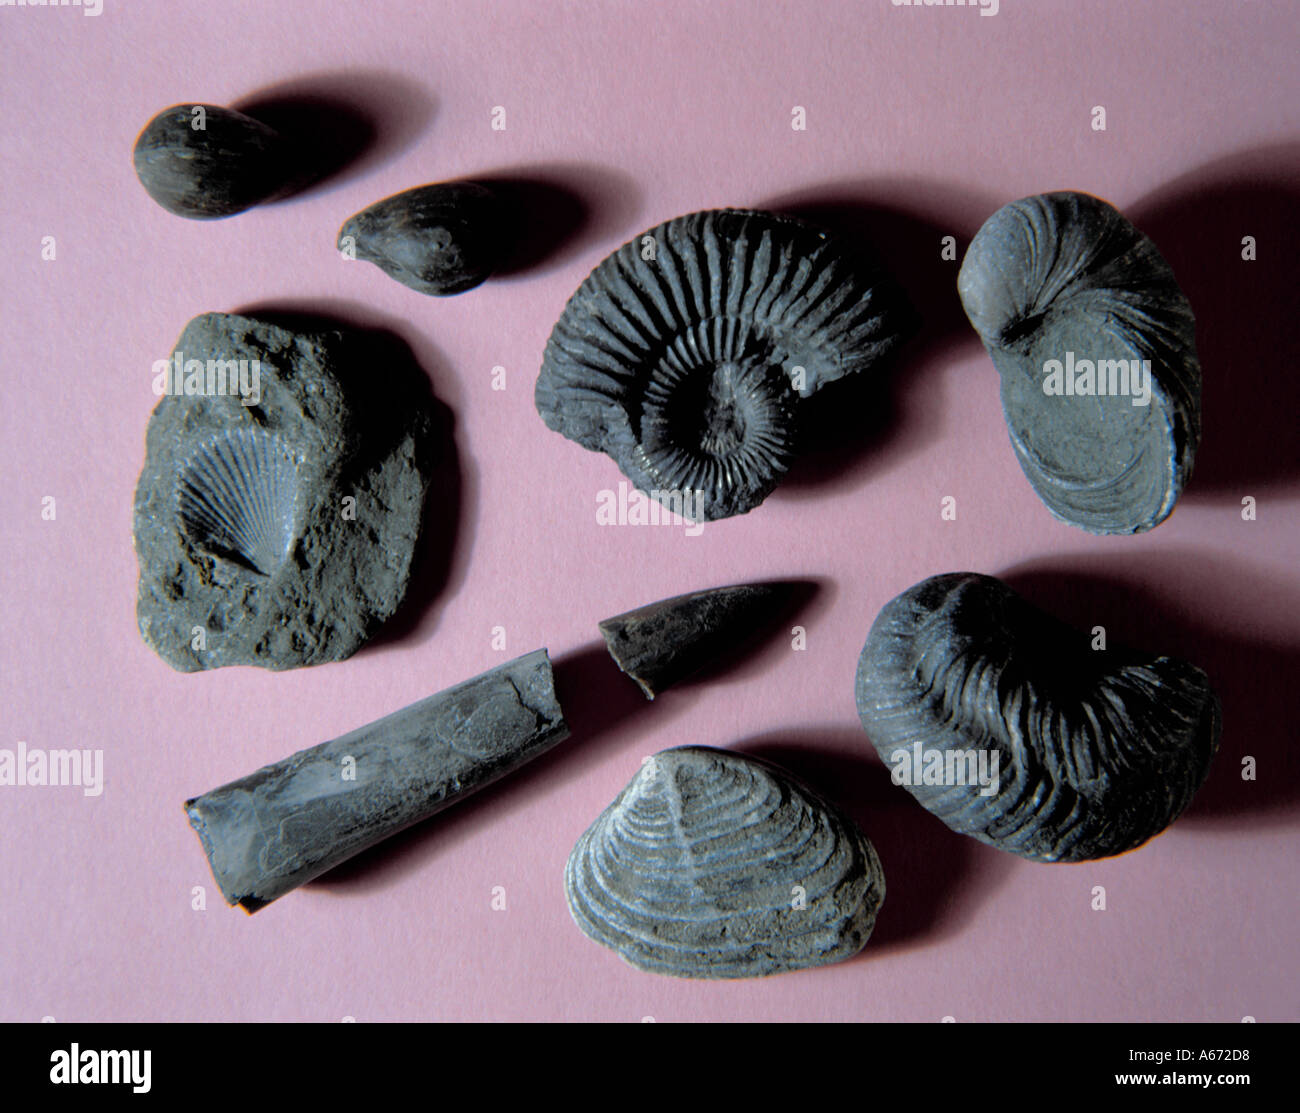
xmin=536 ymin=209 xmax=914 ymax=522
xmin=855 ymin=572 xmax=1220 ymax=862
xmin=958 ymin=192 xmax=1201 ymax=534
xmin=565 ymin=746 xmax=886 ymax=978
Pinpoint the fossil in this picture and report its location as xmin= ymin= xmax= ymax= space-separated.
xmin=855 ymin=572 xmax=1221 ymax=861
xmin=132 ymin=104 xmax=299 ymax=219
xmin=536 ymin=208 xmax=914 ymax=522
xmin=133 ymin=312 xmax=437 ymax=671
xmin=599 ymin=581 xmax=800 ymax=699
xmin=958 ymin=191 xmax=1201 ymax=534
xmin=338 ymin=182 xmax=512 ymax=296
xmin=565 ymin=746 xmax=885 ymax=978
xmin=186 ymin=650 xmax=568 ymax=911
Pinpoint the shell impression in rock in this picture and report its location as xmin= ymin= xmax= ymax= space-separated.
xmin=338 ymin=182 xmax=511 ymax=296
xmin=565 ymin=747 xmax=885 ymax=978
xmin=958 ymin=191 xmax=1201 ymax=534
xmin=855 ymin=573 xmax=1221 ymax=862
xmin=133 ymin=312 xmax=437 ymax=671
xmin=132 ymin=104 xmax=298 ymax=219
xmin=536 ymin=209 xmax=914 ymax=522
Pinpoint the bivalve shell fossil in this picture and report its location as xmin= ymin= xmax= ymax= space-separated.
xmin=565 ymin=746 xmax=885 ymax=978
xmin=855 ymin=572 xmax=1220 ymax=862
xmin=536 ymin=209 xmax=914 ymax=521
xmin=958 ymin=191 xmax=1201 ymax=534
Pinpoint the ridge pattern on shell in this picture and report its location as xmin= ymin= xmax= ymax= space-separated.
xmin=536 ymin=209 xmax=913 ymax=522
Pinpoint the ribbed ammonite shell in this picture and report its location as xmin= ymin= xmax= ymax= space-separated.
xmin=958 ymin=192 xmax=1201 ymax=534
xmin=177 ymin=428 xmax=301 ymax=576
xmin=855 ymin=573 xmax=1220 ymax=862
xmin=565 ymin=746 xmax=885 ymax=978
xmin=536 ymin=209 xmax=914 ymax=522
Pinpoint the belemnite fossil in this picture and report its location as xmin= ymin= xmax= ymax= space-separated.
xmin=186 ymin=650 xmax=568 ymax=912
xmin=338 ymin=182 xmax=512 ymax=296
xmin=855 ymin=572 xmax=1221 ymax=862
xmin=599 ymin=581 xmax=801 ymax=699
xmin=565 ymin=747 xmax=885 ymax=978
xmin=133 ymin=311 xmax=436 ymax=671
xmin=536 ymin=208 xmax=915 ymax=522
xmin=133 ymin=104 xmax=300 ymax=219
xmin=958 ymin=191 xmax=1201 ymax=534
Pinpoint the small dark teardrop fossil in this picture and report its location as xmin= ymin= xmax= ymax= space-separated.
xmin=855 ymin=572 xmax=1220 ymax=862
xmin=958 ymin=191 xmax=1201 ymax=534
xmin=536 ymin=209 xmax=914 ymax=522
xmin=599 ymin=581 xmax=801 ymax=699
xmin=132 ymin=104 xmax=297 ymax=219
xmin=337 ymin=182 xmax=512 ymax=296
xmin=566 ymin=747 xmax=885 ymax=978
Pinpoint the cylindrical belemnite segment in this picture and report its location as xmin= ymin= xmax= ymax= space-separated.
xmin=185 ymin=649 xmax=568 ymax=911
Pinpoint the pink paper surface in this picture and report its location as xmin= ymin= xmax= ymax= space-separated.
xmin=1 ymin=0 xmax=1296 ymax=1022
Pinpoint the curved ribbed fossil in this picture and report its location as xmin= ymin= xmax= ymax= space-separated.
xmin=855 ymin=573 xmax=1220 ymax=862
xmin=536 ymin=209 xmax=914 ymax=521
xmin=565 ymin=746 xmax=885 ymax=978
xmin=958 ymin=192 xmax=1201 ymax=534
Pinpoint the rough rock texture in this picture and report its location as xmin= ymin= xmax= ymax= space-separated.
xmin=338 ymin=182 xmax=511 ymax=296
xmin=536 ymin=208 xmax=915 ymax=522
xmin=565 ymin=746 xmax=885 ymax=978
xmin=132 ymin=104 xmax=298 ymax=219
xmin=186 ymin=649 xmax=568 ymax=911
xmin=855 ymin=572 xmax=1221 ymax=862
xmin=958 ymin=191 xmax=1201 ymax=534
xmin=133 ymin=312 xmax=436 ymax=671
xmin=599 ymin=582 xmax=799 ymax=699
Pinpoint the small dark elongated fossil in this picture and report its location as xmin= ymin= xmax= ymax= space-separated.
xmin=958 ymin=191 xmax=1202 ymax=534
xmin=566 ymin=747 xmax=885 ymax=978
xmin=536 ymin=208 xmax=914 ymax=522
xmin=338 ymin=182 xmax=512 ymax=295
xmin=132 ymin=103 xmax=299 ymax=219
xmin=185 ymin=649 xmax=568 ymax=911
xmin=598 ymin=581 xmax=801 ymax=698
xmin=855 ymin=572 xmax=1221 ymax=862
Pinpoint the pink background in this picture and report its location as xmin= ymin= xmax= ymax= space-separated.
xmin=2 ymin=0 xmax=1297 ymax=1022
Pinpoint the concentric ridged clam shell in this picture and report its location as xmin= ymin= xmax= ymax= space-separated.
xmin=855 ymin=573 xmax=1221 ymax=862
xmin=565 ymin=746 xmax=885 ymax=978
xmin=176 ymin=428 xmax=300 ymax=576
xmin=536 ymin=209 xmax=914 ymax=522
xmin=958 ymin=192 xmax=1201 ymax=534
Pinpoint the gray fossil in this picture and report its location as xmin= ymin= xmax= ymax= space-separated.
xmin=855 ymin=572 xmax=1221 ymax=862
xmin=133 ymin=312 xmax=436 ymax=671
xmin=565 ymin=747 xmax=885 ymax=978
xmin=536 ymin=209 xmax=914 ymax=522
xmin=958 ymin=191 xmax=1201 ymax=534
xmin=132 ymin=104 xmax=298 ymax=219
xmin=338 ymin=182 xmax=511 ymax=295
xmin=599 ymin=582 xmax=799 ymax=699
xmin=186 ymin=649 xmax=568 ymax=911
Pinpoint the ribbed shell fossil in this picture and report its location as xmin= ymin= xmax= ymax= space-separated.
xmin=565 ymin=747 xmax=885 ymax=978
xmin=132 ymin=104 xmax=296 ymax=219
xmin=958 ymin=192 xmax=1201 ymax=534
xmin=536 ymin=209 xmax=914 ymax=521
xmin=177 ymin=429 xmax=300 ymax=576
xmin=855 ymin=573 xmax=1220 ymax=862
xmin=338 ymin=182 xmax=511 ymax=296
